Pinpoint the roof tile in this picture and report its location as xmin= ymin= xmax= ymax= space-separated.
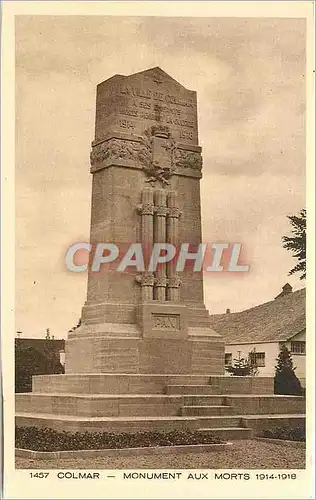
xmin=209 ymin=288 xmax=305 ymax=344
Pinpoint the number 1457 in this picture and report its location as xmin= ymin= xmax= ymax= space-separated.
xmin=30 ymin=472 xmax=49 ymax=479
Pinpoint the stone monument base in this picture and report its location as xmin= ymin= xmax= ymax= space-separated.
xmin=65 ymin=307 xmax=225 ymax=375
xmin=65 ymin=332 xmax=225 ymax=374
xmin=16 ymin=373 xmax=306 ymax=440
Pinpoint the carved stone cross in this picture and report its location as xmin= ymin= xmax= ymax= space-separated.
xmin=153 ymin=75 xmax=163 ymax=84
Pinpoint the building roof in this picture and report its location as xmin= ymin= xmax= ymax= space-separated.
xmin=209 ymin=288 xmax=305 ymax=345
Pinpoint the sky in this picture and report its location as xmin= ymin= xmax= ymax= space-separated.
xmin=15 ymin=16 xmax=306 ymax=339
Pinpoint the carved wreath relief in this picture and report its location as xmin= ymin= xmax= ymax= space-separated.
xmin=174 ymin=149 xmax=203 ymax=171
xmin=90 ymin=139 xmax=145 ymax=166
xmin=90 ymin=124 xmax=202 ymax=186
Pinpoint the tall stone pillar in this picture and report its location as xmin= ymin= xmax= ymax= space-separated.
xmin=137 ymin=188 xmax=154 ymax=301
xmin=153 ymin=189 xmax=167 ymax=301
xmin=166 ymin=191 xmax=181 ymax=302
xmin=65 ymin=66 xmax=224 ymax=375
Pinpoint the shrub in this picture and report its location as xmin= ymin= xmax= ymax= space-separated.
xmin=15 ymin=427 xmax=224 ymax=452
xmin=261 ymin=425 xmax=305 ymax=442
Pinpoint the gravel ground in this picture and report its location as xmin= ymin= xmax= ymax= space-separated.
xmin=15 ymin=440 xmax=305 ymax=469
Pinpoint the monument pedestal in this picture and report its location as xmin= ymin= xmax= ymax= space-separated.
xmin=65 ymin=300 xmax=225 ymax=375
xmin=65 ymin=334 xmax=225 ymax=375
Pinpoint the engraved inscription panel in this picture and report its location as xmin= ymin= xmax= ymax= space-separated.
xmin=95 ymin=68 xmax=198 ymax=145
xmin=152 ymin=314 xmax=180 ymax=330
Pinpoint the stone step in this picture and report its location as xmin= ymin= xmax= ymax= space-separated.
xmin=32 ymin=374 xmax=212 ymax=395
xmin=208 ymin=376 xmax=274 ymax=395
xmin=181 ymin=405 xmax=235 ymax=417
xmin=196 ymin=416 xmax=243 ymax=428
xmin=224 ymin=395 xmax=306 ymax=415
xmin=15 ymin=411 xmax=304 ymax=437
xmin=165 ymin=385 xmax=220 ymax=395
xmin=183 ymin=396 xmax=225 ymax=406
xmin=16 ymin=393 xmax=184 ymax=417
xmin=16 ymin=393 xmax=230 ymax=417
xmin=198 ymin=427 xmax=253 ymax=440
xmin=240 ymin=414 xmax=305 ymax=435
xmin=16 ymin=413 xmax=201 ymax=434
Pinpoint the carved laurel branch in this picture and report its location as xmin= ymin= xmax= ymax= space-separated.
xmin=142 ymin=163 xmax=173 ymax=187
xmin=90 ymin=138 xmax=147 ymax=166
xmin=90 ymin=131 xmax=202 ymax=175
xmin=174 ymin=149 xmax=203 ymax=171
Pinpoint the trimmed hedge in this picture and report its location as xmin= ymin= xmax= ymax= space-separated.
xmin=15 ymin=426 xmax=224 ymax=452
xmin=261 ymin=426 xmax=305 ymax=442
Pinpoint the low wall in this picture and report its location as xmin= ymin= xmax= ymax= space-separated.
xmin=242 ymin=415 xmax=305 ymax=435
xmin=209 ymin=376 xmax=274 ymax=394
xmin=16 ymin=414 xmax=200 ymax=434
xmin=16 ymin=443 xmax=232 ymax=460
xmin=225 ymin=395 xmax=305 ymax=415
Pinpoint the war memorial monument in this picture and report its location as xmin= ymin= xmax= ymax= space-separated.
xmin=16 ymin=68 xmax=305 ymax=440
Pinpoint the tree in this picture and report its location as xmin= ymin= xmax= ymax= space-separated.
xmin=43 ymin=329 xmax=63 ymax=374
xmin=15 ymin=341 xmax=47 ymax=392
xmin=225 ymin=350 xmax=258 ymax=376
xmin=274 ymin=344 xmax=302 ymax=395
xmin=248 ymin=348 xmax=259 ymax=376
xmin=282 ymin=208 xmax=306 ymax=280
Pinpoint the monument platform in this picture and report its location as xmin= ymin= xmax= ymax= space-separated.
xmin=16 ymin=374 xmax=305 ymax=440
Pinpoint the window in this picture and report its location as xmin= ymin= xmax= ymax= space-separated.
xmin=291 ymin=341 xmax=306 ymax=355
xmin=225 ymin=353 xmax=232 ymax=366
xmin=249 ymin=351 xmax=265 ymax=367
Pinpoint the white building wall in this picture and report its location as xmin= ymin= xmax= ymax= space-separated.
xmin=225 ymin=342 xmax=279 ymax=377
xmin=225 ymin=340 xmax=305 ymax=385
xmin=290 ymin=331 xmax=305 ymax=342
xmin=289 ymin=353 xmax=305 ymax=386
xmin=286 ymin=331 xmax=306 ymax=385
